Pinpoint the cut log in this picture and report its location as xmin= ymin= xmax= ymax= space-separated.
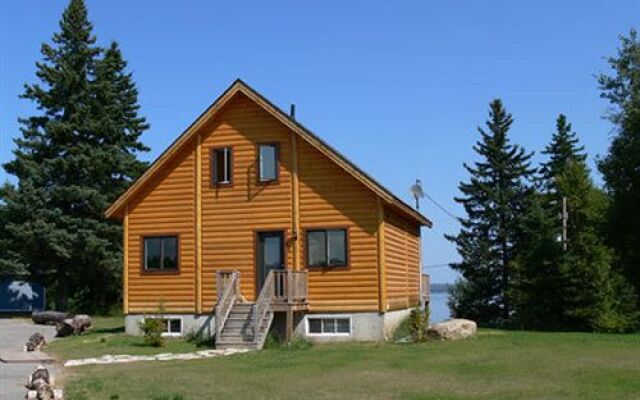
xmin=32 ymin=311 xmax=72 ymax=325
xmin=55 ymin=315 xmax=92 ymax=337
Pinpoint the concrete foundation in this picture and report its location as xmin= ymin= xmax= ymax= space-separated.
xmin=125 ymin=314 xmax=216 ymax=338
xmin=292 ymin=308 xmax=413 ymax=343
xmin=125 ymin=308 xmax=413 ymax=342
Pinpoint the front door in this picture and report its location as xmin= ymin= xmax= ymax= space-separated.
xmin=256 ymin=231 xmax=285 ymax=294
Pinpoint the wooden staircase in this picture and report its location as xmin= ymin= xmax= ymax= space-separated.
xmin=214 ymin=269 xmax=308 ymax=350
xmin=216 ymin=303 xmax=274 ymax=350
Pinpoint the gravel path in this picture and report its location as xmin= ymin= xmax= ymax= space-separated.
xmin=0 ymin=318 xmax=59 ymax=400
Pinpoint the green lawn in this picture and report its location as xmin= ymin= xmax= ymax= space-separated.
xmin=50 ymin=318 xmax=640 ymax=400
xmin=47 ymin=316 xmax=205 ymax=359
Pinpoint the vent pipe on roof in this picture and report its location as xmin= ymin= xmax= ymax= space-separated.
xmin=290 ymin=104 xmax=296 ymax=120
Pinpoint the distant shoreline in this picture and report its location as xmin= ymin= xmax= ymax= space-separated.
xmin=430 ymin=283 xmax=451 ymax=293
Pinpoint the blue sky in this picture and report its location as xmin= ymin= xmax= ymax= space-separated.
xmin=1 ymin=1 xmax=638 ymax=283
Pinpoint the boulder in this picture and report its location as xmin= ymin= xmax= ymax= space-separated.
xmin=427 ymin=319 xmax=477 ymax=341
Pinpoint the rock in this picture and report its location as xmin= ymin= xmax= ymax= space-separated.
xmin=56 ymin=315 xmax=92 ymax=337
xmin=25 ymin=333 xmax=47 ymax=352
xmin=427 ymin=319 xmax=477 ymax=341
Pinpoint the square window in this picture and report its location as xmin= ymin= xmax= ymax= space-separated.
xmin=306 ymin=229 xmax=347 ymax=267
xmin=258 ymin=144 xmax=278 ymax=182
xmin=144 ymin=236 xmax=178 ymax=271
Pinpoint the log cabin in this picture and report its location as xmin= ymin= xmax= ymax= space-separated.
xmin=105 ymin=80 xmax=432 ymax=349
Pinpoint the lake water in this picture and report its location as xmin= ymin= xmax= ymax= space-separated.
xmin=429 ymin=291 xmax=451 ymax=323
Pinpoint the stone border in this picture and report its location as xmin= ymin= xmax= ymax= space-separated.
xmin=64 ymin=348 xmax=250 ymax=367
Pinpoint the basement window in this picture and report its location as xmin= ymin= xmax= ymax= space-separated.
xmin=307 ymin=316 xmax=351 ymax=336
xmin=307 ymin=229 xmax=348 ymax=267
xmin=258 ymin=143 xmax=279 ymax=182
xmin=144 ymin=236 xmax=178 ymax=271
xmin=144 ymin=317 xmax=182 ymax=336
xmin=212 ymin=147 xmax=232 ymax=185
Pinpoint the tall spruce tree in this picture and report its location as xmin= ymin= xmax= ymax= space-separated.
xmin=556 ymin=161 xmax=638 ymax=332
xmin=447 ymin=99 xmax=534 ymax=326
xmin=511 ymin=191 xmax=564 ymax=330
xmin=0 ymin=0 xmax=148 ymax=312
xmin=597 ymin=30 xmax=640 ymax=297
xmin=539 ymin=114 xmax=586 ymax=194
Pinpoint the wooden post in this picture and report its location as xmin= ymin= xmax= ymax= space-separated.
xmin=195 ymin=133 xmax=203 ymax=314
xmin=286 ymin=308 xmax=294 ymax=342
xmin=376 ymin=198 xmax=387 ymax=313
xmin=123 ymin=206 xmax=129 ymax=314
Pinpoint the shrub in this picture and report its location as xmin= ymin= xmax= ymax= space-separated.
xmin=185 ymin=329 xmax=214 ymax=347
xmin=139 ymin=317 xmax=165 ymax=347
xmin=409 ymin=308 xmax=429 ymax=343
xmin=263 ymin=332 xmax=312 ymax=350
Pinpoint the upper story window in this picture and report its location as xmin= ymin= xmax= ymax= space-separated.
xmin=144 ymin=236 xmax=178 ymax=271
xmin=258 ymin=143 xmax=279 ymax=182
xmin=307 ymin=229 xmax=348 ymax=267
xmin=212 ymin=147 xmax=232 ymax=185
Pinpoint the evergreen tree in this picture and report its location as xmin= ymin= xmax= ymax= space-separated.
xmin=597 ymin=30 xmax=640 ymax=296
xmin=0 ymin=0 xmax=148 ymax=312
xmin=539 ymin=114 xmax=586 ymax=194
xmin=511 ymin=192 xmax=564 ymax=330
xmin=556 ymin=161 xmax=638 ymax=332
xmin=447 ymin=99 xmax=534 ymax=326
xmin=512 ymin=114 xmax=585 ymax=330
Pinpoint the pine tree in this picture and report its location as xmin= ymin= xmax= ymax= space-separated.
xmin=556 ymin=161 xmax=638 ymax=332
xmin=511 ymin=192 xmax=564 ymax=330
xmin=0 ymin=0 xmax=148 ymax=312
xmin=512 ymin=114 xmax=585 ymax=330
xmin=539 ymin=114 xmax=586 ymax=194
xmin=597 ymin=30 xmax=640 ymax=297
xmin=447 ymin=99 xmax=534 ymax=326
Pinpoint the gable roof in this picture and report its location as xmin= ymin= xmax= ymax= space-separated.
xmin=105 ymin=79 xmax=432 ymax=227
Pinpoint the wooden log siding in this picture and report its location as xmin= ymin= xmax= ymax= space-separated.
xmin=384 ymin=208 xmax=422 ymax=310
xmin=298 ymin=138 xmax=380 ymax=312
xmin=200 ymin=94 xmax=294 ymax=309
xmin=121 ymin=89 xmax=425 ymax=315
xmin=127 ymin=143 xmax=197 ymax=313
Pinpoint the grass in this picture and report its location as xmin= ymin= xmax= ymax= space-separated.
xmin=47 ymin=316 xmax=206 ymax=359
xmin=52 ymin=318 xmax=640 ymax=400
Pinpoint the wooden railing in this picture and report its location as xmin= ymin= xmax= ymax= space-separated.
xmin=249 ymin=269 xmax=308 ymax=341
xmin=250 ymin=270 xmax=274 ymax=340
xmin=420 ymin=273 xmax=430 ymax=305
xmin=272 ymin=270 xmax=308 ymax=305
xmin=215 ymin=270 xmax=240 ymax=339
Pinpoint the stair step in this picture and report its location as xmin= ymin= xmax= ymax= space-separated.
xmin=232 ymin=303 xmax=254 ymax=310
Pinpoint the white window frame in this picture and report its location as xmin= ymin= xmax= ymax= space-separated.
xmin=142 ymin=316 xmax=183 ymax=337
xmin=305 ymin=314 xmax=352 ymax=337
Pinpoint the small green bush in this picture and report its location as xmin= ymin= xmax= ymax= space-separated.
xmin=185 ymin=329 xmax=214 ymax=347
xmin=139 ymin=318 xmax=165 ymax=347
xmin=263 ymin=332 xmax=312 ymax=350
xmin=409 ymin=308 xmax=430 ymax=343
